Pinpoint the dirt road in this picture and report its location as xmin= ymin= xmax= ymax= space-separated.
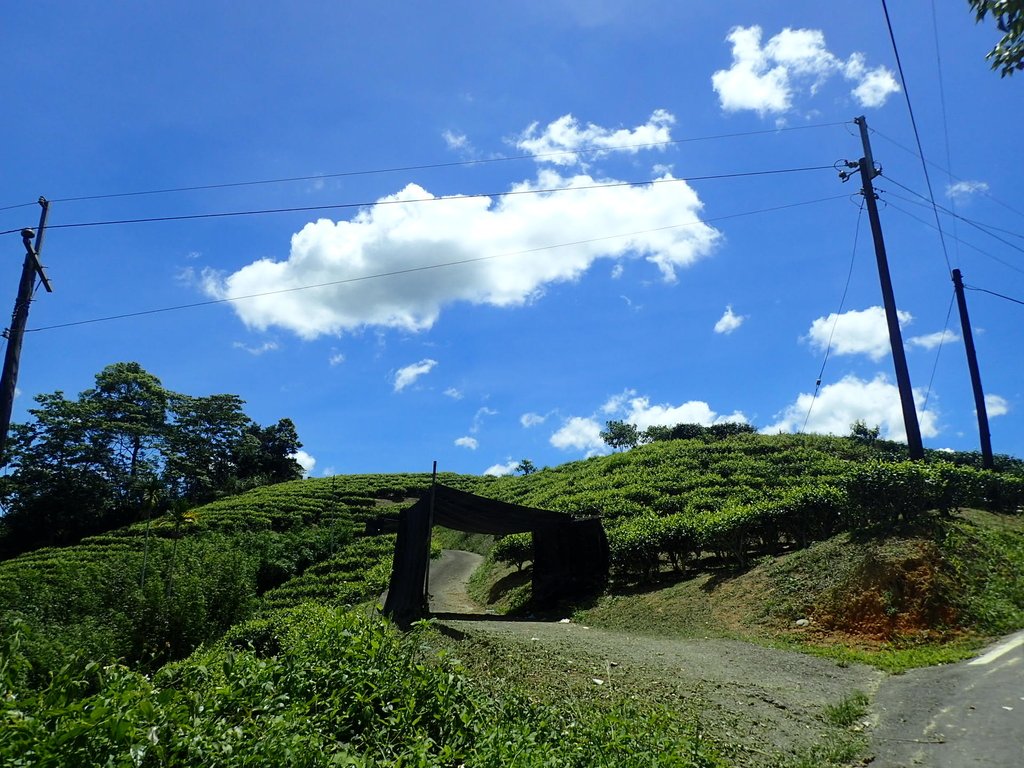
xmin=427 ymin=550 xmax=883 ymax=764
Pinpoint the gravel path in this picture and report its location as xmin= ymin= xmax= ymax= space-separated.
xmin=427 ymin=550 xmax=884 ymax=763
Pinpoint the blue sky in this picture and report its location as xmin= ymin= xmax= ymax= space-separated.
xmin=2 ymin=1 xmax=1021 ymax=477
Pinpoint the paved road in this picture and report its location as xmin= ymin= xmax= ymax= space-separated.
xmin=870 ymin=629 xmax=1024 ymax=767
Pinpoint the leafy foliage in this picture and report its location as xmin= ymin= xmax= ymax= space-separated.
xmin=1 ymin=606 xmax=723 ymax=767
xmin=490 ymin=532 xmax=534 ymax=571
xmin=970 ymin=0 xmax=1024 ymax=75
xmin=0 ymin=363 xmax=304 ymax=557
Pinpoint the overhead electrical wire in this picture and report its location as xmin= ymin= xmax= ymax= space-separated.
xmin=881 ymin=0 xmax=954 ymax=272
xmin=869 ymin=127 xmax=1024 ymax=223
xmin=801 ymin=200 xmax=865 ymax=433
xmin=0 ymin=121 xmax=849 ymax=212
xmin=879 ymin=196 xmax=1024 ymax=276
xmin=921 ymin=289 xmax=956 ymax=413
xmin=0 ymin=164 xmax=836 ymax=237
xmin=878 ymin=181 xmax=1024 ymax=259
xmin=25 ymin=192 xmax=850 ymax=334
xmin=879 ymin=174 xmax=1024 ymax=245
xmin=930 ymin=0 xmax=962 ymax=266
xmin=965 ymin=285 xmax=1024 ymax=307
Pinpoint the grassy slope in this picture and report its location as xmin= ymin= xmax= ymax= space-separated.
xmin=2 ymin=433 xmax=1023 ymax=765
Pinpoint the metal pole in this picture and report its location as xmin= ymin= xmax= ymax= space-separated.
xmin=854 ymin=117 xmax=925 ymax=460
xmin=0 ymin=198 xmax=52 ymax=464
xmin=951 ymin=269 xmax=994 ymax=469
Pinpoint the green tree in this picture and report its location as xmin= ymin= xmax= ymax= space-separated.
xmin=514 ymin=458 xmax=537 ymax=476
xmin=600 ymin=420 xmax=640 ymax=451
xmin=1 ymin=363 xmax=304 ymax=557
xmin=970 ymin=0 xmax=1024 ymax=75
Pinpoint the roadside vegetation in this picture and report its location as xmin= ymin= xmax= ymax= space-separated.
xmin=2 ymin=380 xmax=1023 ymax=765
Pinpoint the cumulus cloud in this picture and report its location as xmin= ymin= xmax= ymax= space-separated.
xmin=764 ymin=373 xmax=939 ymax=442
xmin=393 ymin=359 xmax=437 ymax=392
xmin=455 ymin=436 xmax=479 ymax=450
xmin=515 ymin=110 xmax=675 ymax=166
xmin=806 ymin=306 xmax=911 ymax=361
xmin=483 ymin=459 xmax=519 ymax=477
xmin=985 ymin=394 xmax=1009 ymax=417
xmin=714 ymin=305 xmax=745 ymax=334
xmin=908 ymin=329 xmax=959 ymax=350
xmin=552 ymin=391 xmax=747 ymax=455
xmin=328 ymin=351 xmax=346 ymax=366
xmin=712 ymin=26 xmax=899 ymax=115
xmin=291 ymin=449 xmax=317 ymax=477
xmin=550 ymin=416 xmax=607 ymax=453
xmin=947 ymin=180 xmax=989 ymax=201
xmin=444 ymin=387 xmax=464 ymax=400
xmin=520 ymin=412 xmax=547 ymax=428
xmin=609 ymin=392 xmax=748 ymax=430
xmin=203 ymin=125 xmax=719 ymax=340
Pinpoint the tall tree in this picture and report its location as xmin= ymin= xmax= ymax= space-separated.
xmin=0 ymin=363 xmax=305 ymax=557
xmin=600 ymin=420 xmax=640 ymax=451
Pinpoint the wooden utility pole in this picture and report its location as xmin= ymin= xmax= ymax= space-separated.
xmin=951 ymin=269 xmax=994 ymax=469
xmin=853 ymin=116 xmax=925 ymax=460
xmin=0 ymin=197 xmax=53 ymax=465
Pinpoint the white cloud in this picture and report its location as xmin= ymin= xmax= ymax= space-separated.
xmin=601 ymin=389 xmax=637 ymax=414
xmin=233 ymin=341 xmax=279 ymax=356
xmin=444 ymin=387 xmax=464 ymax=400
xmin=610 ymin=394 xmax=748 ymax=430
xmin=610 ymin=263 xmax=624 ymax=279
xmin=712 ymin=26 xmax=899 ymax=115
xmin=328 ymin=352 xmax=346 ymax=366
xmin=985 ymin=394 xmax=1009 ymax=417
xmin=806 ymin=306 xmax=912 ymax=361
xmin=764 ymin=373 xmax=939 ymax=442
xmin=203 ymin=147 xmax=719 ymax=339
xmin=553 ymin=391 xmax=747 ymax=455
xmin=849 ymin=65 xmax=900 ymax=108
xmin=483 ymin=459 xmax=519 ymax=477
xmin=291 ymin=449 xmax=317 ymax=477
xmin=443 ymin=130 xmax=470 ymax=151
xmin=520 ymin=412 xmax=547 ymax=428
xmin=714 ymin=305 xmax=745 ymax=335
xmin=908 ymin=329 xmax=959 ymax=350
xmin=516 ymin=110 xmax=675 ymax=166
xmin=947 ymin=180 xmax=990 ymax=201
xmin=550 ymin=416 xmax=607 ymax=453
xmin=321 ymin=466 xmax=335 ymax=477
xmin=455 ymin=436 xmax=479 ymax=450
xmin=393 ymin=359 xmax=437 ymax=392
xmin=470 ymin=406 xmax=498 ymax=433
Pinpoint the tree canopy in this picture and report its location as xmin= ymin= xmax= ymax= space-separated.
xmin=970 ymin=0 xmax=1024 ymax=75
xmin=0 ymin=362 xmax=304 ymax=556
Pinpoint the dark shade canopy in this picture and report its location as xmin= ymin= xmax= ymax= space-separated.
xmin=381 ymin=484 xmax=608 ymax=627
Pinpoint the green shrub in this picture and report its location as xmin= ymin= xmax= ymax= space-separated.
xmin=490 ymin=533 xmax=533 ymax=571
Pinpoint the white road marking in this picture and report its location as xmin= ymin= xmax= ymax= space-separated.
xmin=968 ymin=632 xmax=1024 ymax=666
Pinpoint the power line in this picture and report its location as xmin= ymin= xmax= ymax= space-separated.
xmin=25 ymin=192 xmax=848 ymax=334
xmin=921 ymin=289 xmax=956 ymax=413
xmin=880 ymin=0 xmax=953 ymax=273
xmin=869 ymin=127 xmax=1024 ymax=222
xmin=879 ymin=197 xmax=1024 ymax=275
xmin=965 ymin=284 xmax=1024 ymax=307
xmin=802 ymin=200 xmax=865 ymax=433
xmin=0 ymin=121 xmax=849 ymax=211
xmin=878 ymin=178 xmax=1024 ymax=257
xmin=0 ymin=165 xmax=836 ymax=237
